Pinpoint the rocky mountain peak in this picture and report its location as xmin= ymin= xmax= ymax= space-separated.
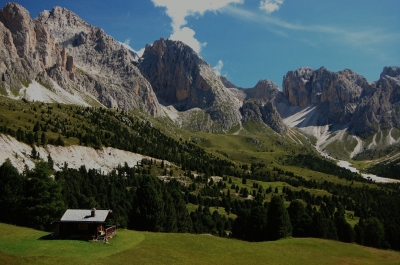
xmin=37 ymin=6 xmax=91 ymax=35
xmin=0 ymin=3 xmax=31 ymax=31
xmin=33 ymin=5 xmax=163 ymax=116
xmin=282 ymin=66 xmax=369 ymax=124
xmin=139 ymin=38 xmax=242 ymax=131
xmin=381 ymin=66 xmax=400 ymax=79
xmin=245 ymin=79 xmax=280 ymax=101
xmin=0 ymin=2 xmax=56 ymax=68
xmin=219 ymin=76 xmax=237 ymax=89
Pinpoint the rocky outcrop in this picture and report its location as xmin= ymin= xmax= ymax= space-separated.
xmin=0 ymin=3 xmax=58 ymax=68
xmin=219 ymin=76 xmax=237 ymax=88
xmin=219 ymin=77 xmax=287 ymax=133
xmin=280 ymin=66 xmax=400 ymax=139
xmin=0 ymin=3 xmax=163 ymax=116
xmin=0 ymin=3 xmax=59 ymax=96
xmin=233 ymin=79 xmax=286 ymax=133
xmin=282 ymin=66 xmax=371 ymax=124
xmin=350 ymin=66 xmax=400 ymax=137
xmin=36 ymin=6 xmax=163 ymax=116
xmin=240 ymin=100 xmax=287 ymax=134
xmin=244 ymin=79 xmax=280 ymax=103
xmin=139 ymin=38 xmax=242 ymax=131
xmin=260 ymin=101 xmax=287 ymax=134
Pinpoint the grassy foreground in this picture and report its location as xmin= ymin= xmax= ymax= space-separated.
xmin=1 ymin=223 xmax=399 ymax=265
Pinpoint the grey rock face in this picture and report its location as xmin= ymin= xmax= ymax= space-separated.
xmin=36 ymin=6 xmax=163 ymax=116
xmin=350 ymin=66 xmax=400 ymax=137
xmin=282 ymin=66 xmax=371 ymax=124
xmin=219 ymin=76 xmax=237 ymax=88
xmin=281 ymin=66 xmax=400 ymax=137
xmin=139 ymin=38 xmax=242 ymax=131
xmin=244 ymin=79 xmax=280 ymax=102
xmin=238 ymin=79 xmax=287 ymax=133
xmin=0 ymin=3 xmax=59 ymax=95
xmin=0 ymin=3 xmax=162 ymax=116
xmin=240 ymin=100 xmax=287 ymax=134
xmin=221 ymin=76 xmax=287 ymax=133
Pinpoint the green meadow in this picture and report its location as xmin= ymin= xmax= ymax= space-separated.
xmin=1 ymin=223 xmax=399 ymax=265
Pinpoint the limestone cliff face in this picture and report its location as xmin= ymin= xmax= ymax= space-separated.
xmin=244 ymin=79 xmax=280 ymax=103
xmin=240 ymin=100 xmax=287 ymax=134
xmin=0 ymin=3 xmax=162 ymax=116
xmin=0 ymin=3 xmax=59 ymax=95
xmin=219 ymin=76 xmax=237 ymax=89
xmin=281 ymin=66 xmax=400 ymax=137
xmin=36 ymin=6 xmax=163 ymax=116
xmin=0 ymin=3 xmax=58 ymax=69
xmin=221 ymin=77 xmax=286 ymax=134
xmin=282 ymin=67 xmax=370 ymax=124
xmin=350 ymin=66 xmax=400 ymax=137
xmin=139 ymin=38 xmax=242 ymax=131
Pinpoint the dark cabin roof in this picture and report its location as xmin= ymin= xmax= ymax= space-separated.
xmin=59 ymin=209 xmax=113 ymax=223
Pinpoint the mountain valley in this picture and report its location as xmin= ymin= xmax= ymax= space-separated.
xmin=1 ymin=2 xmax=400 ymax=263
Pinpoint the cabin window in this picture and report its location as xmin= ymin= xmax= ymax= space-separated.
xmin=78 ymin=224 xmax=88 ymax=230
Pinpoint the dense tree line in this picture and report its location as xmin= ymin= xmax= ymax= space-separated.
xmin=366 ymin=158 xmax=400 ymax=180
xmin=236 ymin=165 xmax=400 ymax=249
xmin=0 ymin=103 xmax=236 ymax=178
xmin=0 ymin=160 xmax=231 ymax=236
xmin=1 ymin=158 xmax=400 ymax=250
xmin=0 ymin=160 xmax=65 ymax=230
xmin=284 ymin=154 xmax=369 ymax=182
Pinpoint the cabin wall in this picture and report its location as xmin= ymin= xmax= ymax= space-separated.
xmin=58 ymin=222 xmax=103 ymax=239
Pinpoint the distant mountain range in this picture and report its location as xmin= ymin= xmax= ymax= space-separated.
xmin=0 ymin=2 xmax=399 ymax=159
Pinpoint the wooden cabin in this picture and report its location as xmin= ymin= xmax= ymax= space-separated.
xmin=53 ymin=208 xmax=116 ymax=241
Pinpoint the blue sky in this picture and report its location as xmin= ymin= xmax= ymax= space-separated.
xmin=3 ymin=0 xmax=400 ymax=88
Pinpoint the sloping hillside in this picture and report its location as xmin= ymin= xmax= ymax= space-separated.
xmin=0 ymin=223 xmax=399 ymax=265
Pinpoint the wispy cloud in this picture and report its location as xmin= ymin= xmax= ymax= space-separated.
xmin=213 ymin=60 xmax=224 ymax=76
xmin=119 ymin=38 xmax=145 ymax=57
xmin=259 ymin=0 xmax=284 ymax=14
xmin=170 ymin=27 xmax=207 ymax=53
xmin=151 ymin=0 xmax=243 ymax=53
xmin=223 ymin=5 xmax=400 ymax=49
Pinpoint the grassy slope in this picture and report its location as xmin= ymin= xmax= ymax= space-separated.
xmin=0 ymin=223 xmax=399 ymax=265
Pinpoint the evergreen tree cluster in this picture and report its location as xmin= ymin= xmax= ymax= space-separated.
xmin=1 ymin=158 xmax=400 ymax=250
xmin=0 ymin=102 xmax=235 ymax=177
xmin=366 ymin=158 xmax=400 ymax=180
xmin=285 ymin=154 xmax=369 ymax=182
xmin=0 ymin=160 xmax=65 ymax=231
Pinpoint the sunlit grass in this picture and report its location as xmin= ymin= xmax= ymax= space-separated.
xmin=1 ymin=223 xmax=399 ymax=265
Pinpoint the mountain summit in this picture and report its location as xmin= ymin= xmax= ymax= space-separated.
xmin=138 ymin=38 xmax=243 ymax=132
xmin=0 ymin=2 xmax=163 ymax=116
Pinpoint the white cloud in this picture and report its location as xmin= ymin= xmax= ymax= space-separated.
xmin=120 ymin=38 xmax=135 ymax=52
xmin=224 ymin=5 xmax=400 ymax=49
xmin=170 ymin=27 xmax=207 ymax=53
xmin=213 ymin=60 xmax=224 ymax=76
xmin=259 ymin=0 xmax=284 ymax=14
xmin=152 ymin=0 xmax=243 ymax=31
xmin=135 ymin=48 xmax=145 ymax=57
xmin=151 ymin=0 xmax=243 ymax=53
xmin=120 ymin=38 xmax=145 ymax=57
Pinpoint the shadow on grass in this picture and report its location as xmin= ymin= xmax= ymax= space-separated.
xmin=37 ymin=234 xmax=90 ymax=242
xmin=37 ymin=234 xmax=55 ymax=240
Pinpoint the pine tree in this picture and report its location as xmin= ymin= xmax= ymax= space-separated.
xmin=363 ymin=217 xmax=385 ymax=248
xmin=24 ymin=161 xmax=66 ymax=230
xmin=266 ymin=196 xmax=292 ymax=240
xmin=41 ymin=132 xmax=48 ymax=146
xmin=130 ymin=175 xmax=165 ymax=232
xmin=0 ymin=160 xmax=25 ymax=224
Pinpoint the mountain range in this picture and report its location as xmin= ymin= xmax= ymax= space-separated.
xmin=0 ymin=2 xmax=399 ymax=160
